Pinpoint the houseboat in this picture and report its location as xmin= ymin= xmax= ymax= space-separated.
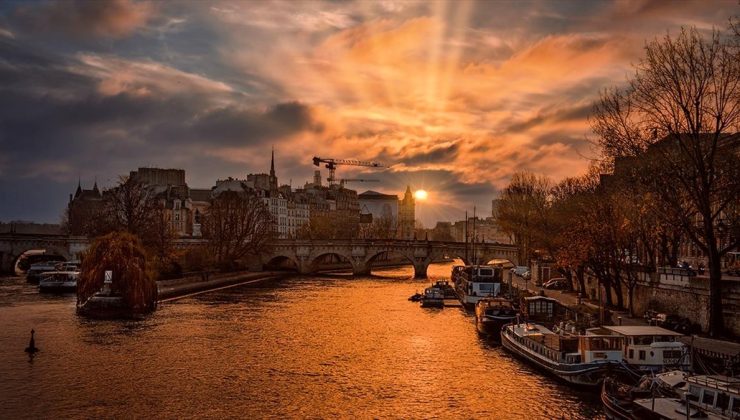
xmin=475 ymin=297 xmax=518 ymax=337
xmin=420 ymin=287 xmax=444 ymax=308
xmin=452 ymin=265 xmax=505 ymax=308
xmin=601 ymin=370 xmax=688 ymax=420
xmin=501 ymin=322 xmax=624 ymax=386
xmin=521 ymin=295 xmax=568 ymax=327
xmin=38 ymin=271 xmax=79 ymax=293
xmin=631 ymin=374 xmax=740 ymax=419
xmin=587 ymin=326 xmax=689 ymax=372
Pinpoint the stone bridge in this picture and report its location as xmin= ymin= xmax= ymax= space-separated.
xmin=0 ymin=234 xmax=519 ymax=279
xmin=264 ymin=239 xmax=519 ymax=278
xmin=0 ymin=233 xmax=90 ymax=273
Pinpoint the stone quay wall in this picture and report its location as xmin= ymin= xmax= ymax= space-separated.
xmin=585 ymin=270 xmax=740 ymax=336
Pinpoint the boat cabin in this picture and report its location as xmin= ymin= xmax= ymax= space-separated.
xmin=509 ymin=323 xmax=623 ymax=364
xmin=521 ymin=296 xmax=566 ymax=324
xmin=454 ymin=265 xmax=504 ymax=297
xmin=634 ymin=375 xmax=740 ymax=419
xmin=587 ymin=325 xmax=688 ymax=371
xmin=686 ymin=375 xmax=740 ymax=417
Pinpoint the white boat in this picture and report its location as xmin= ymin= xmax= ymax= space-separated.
xmin=452 ymin=265 xmax=505 ymax=308
xmin=501 ymin=322 xmax=624 ymax=386
xmin=420 ymin=287 xmax=444 ymax=308
xmin=38 ymin=271 xmax=79 ymax=293
xmin=587 ymin=326 xmax=690 ymax=372
xmin=26 ymin=261 xmax=61 ymax=283
xmin=632 ymin=374 xmax=740 ymax=419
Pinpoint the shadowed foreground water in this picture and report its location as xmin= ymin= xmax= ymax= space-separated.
xmin=0 ymin=263 xmax=603 ymax=419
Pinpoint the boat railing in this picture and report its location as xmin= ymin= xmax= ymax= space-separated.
xmin=506 ymin=327 xmax=598 ymax=369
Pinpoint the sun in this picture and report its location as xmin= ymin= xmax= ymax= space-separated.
xmin=414 ymin=189 xmax=428 ymax=201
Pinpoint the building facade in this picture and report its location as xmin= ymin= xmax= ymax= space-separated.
xmin=398 ymin=186 xmax=415 ymax=240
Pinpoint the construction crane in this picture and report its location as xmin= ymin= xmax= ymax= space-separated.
xmin=312 ymin=157 xmax=383 ymax=186
xmin=338 ymin=178 xmax=379 ymax=187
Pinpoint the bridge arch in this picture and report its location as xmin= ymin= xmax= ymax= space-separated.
xmin=12 ymin=246 xmax=70 ymax=275
xmin=263 ymin=254 xmax=300 ymax=272
xmin=307 ymin=251 xmax=354 ymax=275
xmin=360 ymin=249 xmax=417 ymax=276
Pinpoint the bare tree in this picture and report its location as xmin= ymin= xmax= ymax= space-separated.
xmin=202 ymin=189 xmax=274 ymax=270
xmin=496 ymin=171 xmax=551 ymax=265
xmin=102 ymin=176 xmax=161 ymax=238
xmin=592 ymin=27 xmax=740 ymax=336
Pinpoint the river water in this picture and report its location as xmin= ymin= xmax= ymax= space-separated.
xmin=0 ymin=263 xmax=603 ymax=419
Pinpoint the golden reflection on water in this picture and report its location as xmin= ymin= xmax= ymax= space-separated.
xmin=0 ymin=263 xmax=604 ymax=419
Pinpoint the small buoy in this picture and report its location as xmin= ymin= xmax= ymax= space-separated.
xmin=24 ymin=329 xmax=38 ymax=354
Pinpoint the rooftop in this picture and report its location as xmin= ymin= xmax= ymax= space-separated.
xmin=603 ymin=325 xmax=683 ymax=336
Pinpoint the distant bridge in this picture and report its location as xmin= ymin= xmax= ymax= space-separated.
xmin=0 ymin=234 xmax=518 ymax=279
xmin=265 ymin=239 xmax=519 ymax=278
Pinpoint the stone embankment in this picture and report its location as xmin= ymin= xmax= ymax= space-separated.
xmin=157 ymin=271 xmax=287 ymax=302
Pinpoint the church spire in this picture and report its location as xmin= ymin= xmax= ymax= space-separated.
xmin=75 ymin=178 xmax=82 ymax=198
xmin=269 ymin=146 xmax=277 ymax=191
xmin=270 ymin=146 xmax=275 ymax=177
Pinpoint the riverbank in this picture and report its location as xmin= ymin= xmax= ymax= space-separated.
xmin=509 ymin=273 xmax=740 ymax=369
xmin=157 ymin=271 xmax=288 ymax=302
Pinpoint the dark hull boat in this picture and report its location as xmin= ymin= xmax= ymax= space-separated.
xmin=501 ymin=322 xmax=625 ymax=387
xmin=475 ymin=298 xmax=517 ymax=338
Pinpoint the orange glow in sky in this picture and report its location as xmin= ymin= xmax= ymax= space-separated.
xmin=414 ymin=190 xmax=428 ymax=201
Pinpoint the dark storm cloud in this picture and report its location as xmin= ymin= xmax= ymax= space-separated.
xmin=502 ymin=104 xmax=593 ymax=134
xmin=403 ymin=143 xmax=460 ymax=165
xmin=13 ymin=0 xmax=153 ymax=39
xmin=0 ymin=35 xmax=325 ymax=221
xmin=192 ymin=102 xmax=323 ymax=145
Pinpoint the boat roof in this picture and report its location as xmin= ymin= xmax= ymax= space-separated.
xmin=603 ymin=325 xmax=683 ymax=336
xmin=523 ymin=296 xmax=559 ymax=303
xmin=688 ymin=375 xmax=740 ymax=393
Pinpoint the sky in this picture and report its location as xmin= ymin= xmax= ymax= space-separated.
xmin=0 ymin=0 xmax=736 ymax=227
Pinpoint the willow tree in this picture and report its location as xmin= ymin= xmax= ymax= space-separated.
xmin=78 ymin=232 xmax=157 ymax=314
xmin=592 ymin=27 xmax=740 ymax=336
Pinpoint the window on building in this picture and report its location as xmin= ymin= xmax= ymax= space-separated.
xmin=628 ymin=349 xmax=634 ymax=359
xmin=638 ymin=350 xmax=646 ymax=360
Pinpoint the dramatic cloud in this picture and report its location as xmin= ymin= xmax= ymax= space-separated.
xmin=0 ymin=0 xmax=736 ymax=224
xmin=14 ymin=0 xmax=153 ymax=39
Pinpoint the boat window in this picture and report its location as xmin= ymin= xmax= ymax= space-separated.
xmin=635 ymin=336 xmax=653 ymax=345
xmin=716 ymin=393 xmax=729 ymax=411
xmin=638 ymin=350 xmax=646 ymax=360
xmin=663 ymin=350 xmax=683 ymax=359
xmin=702 ymin=390 xmax=715 ymax=406
xmin=629 ymin=349 xmax=634 ymax=359
xmin=479 ymin=269 xmax=493 ymax=276
xmin=689 ymin=385 xmax=702 ymax=399
xmin=479 ymin=283 xmax=493 ymax=291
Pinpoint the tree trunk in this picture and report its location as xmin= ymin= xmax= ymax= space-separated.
xmin=612 ymin=269 xmax=624 ymax=309
xmin=708 ymin=249 xmax=724 ymax=337
xmin=628 ymin=284 xmax=635 ymax=317
xmin=576 ymin=265 xmax=586 ymax=297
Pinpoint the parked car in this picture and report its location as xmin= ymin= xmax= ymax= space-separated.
xmin=510 ymin=266 xmax=529 ymax=277
xmin=648 ymin=312 xmax=697 ymax=334
xmin=542 ymin=278 xmax=567 ymax=290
